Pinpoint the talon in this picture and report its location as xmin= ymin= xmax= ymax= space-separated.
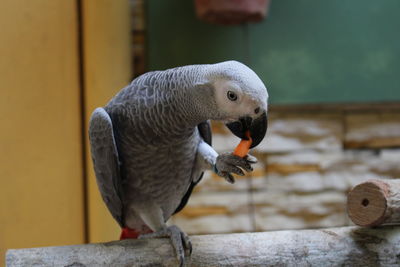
xmin=140 ymin=225 xmax=191 ymax=266
xmin=245 ymin=154 xmax=258 ymax=164
xmin=236 ymin=168 xmax=245 ymax=176
xmin=215 ymin=152 xmax=257 ymax=181
xmin=180 ymin=228 xmax=192 ymax=256
xmin=188 ymin=241 xmax=193 ymax=255
xmin=225 ymin=173 xmax=235 ymax=184
xmin=242 ymin=162 xmax=252 ymax=172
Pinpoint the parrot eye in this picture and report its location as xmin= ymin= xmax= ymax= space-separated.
xmin=227 ymin=91 xmax=238 ymax=101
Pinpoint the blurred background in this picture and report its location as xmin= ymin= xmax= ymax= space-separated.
xmin=1 ymin=0 xmax=400 ymax=265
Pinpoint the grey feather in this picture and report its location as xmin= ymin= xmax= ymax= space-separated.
xmin=89 ymin=61 xmax=268 ymax=234
xmin=197 ymin=120 xmax=212 ymax=146
xmin=88 ymin=107 xmax=124 ymax=227
xmin=103 ymin=66 xmax=209 ymax=225
xmin=173 ymin=120 xmax=212 ymax=215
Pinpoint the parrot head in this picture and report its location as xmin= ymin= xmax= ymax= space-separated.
xmin=208 ymin=60 xmax=268 ymax=148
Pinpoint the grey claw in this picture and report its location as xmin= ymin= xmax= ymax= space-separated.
xmin=232 ymin=166 xmax=245 ymax=176
xmin=221 ymin=172 xmax=235 ymax=184
xmin=186 ymin=239 xmax=193 ymax=255
xmin=245 ymin=154 xmax=258 ymax=164
xmin=216 ymin=153 xmax=256 ymax=178
xmin=139 ymin=225 xmax=191 ymax=266
xmin=180 ymin=228 xmax=192 ymax=256
xmin=227 ymin=174 xmax=235 ymax=183
xmin=231 ymin=155 xmax=252 ymax=171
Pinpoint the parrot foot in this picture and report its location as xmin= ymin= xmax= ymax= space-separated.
xmin=139 ymin=225 xmax=192 ymax=266
xmin=215 ymin=153 xmax=257 ymax=183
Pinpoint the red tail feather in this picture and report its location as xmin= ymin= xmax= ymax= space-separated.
xmin=120 ymin=227 xmax=153 ymax=240
xmin=120 ymin=227 xmax=140 ymax=240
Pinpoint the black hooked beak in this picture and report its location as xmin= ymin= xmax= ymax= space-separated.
xmin=225 ymin=111 xmax=268 ymax=148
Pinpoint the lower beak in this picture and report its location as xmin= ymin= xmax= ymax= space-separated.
xmin=225 ymin=111 xmax=268 ymax=148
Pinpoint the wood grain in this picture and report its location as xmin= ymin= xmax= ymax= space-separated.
xmin=7 ymin=226 xmax=400 ymax=266
xmin=347 ymin=179 xmax=400 ymax=227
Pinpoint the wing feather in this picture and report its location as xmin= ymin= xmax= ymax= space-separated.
xmin=89 ymin=107 xmax=124 ymax=226
xmin=173 ymin=120 xmax=212 ymax=215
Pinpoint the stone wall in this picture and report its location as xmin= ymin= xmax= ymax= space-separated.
xmin=170 ymin=108 xmax=400 ymax=234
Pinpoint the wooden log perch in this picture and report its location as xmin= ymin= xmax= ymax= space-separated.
xmin=347 ymin=178 xmax=400 ymax=227
xmin=6 ymin=226 xmax=400 ymax=266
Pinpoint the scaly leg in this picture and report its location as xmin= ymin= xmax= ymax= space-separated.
xmin=215 ymin=153 xmax=256 ymax=183
xmin=139 ymin=225 xmax=192 ymax=266
xmin=136 ymin=205 xmax=191 ymax=266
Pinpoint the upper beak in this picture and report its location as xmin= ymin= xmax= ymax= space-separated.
xmin=225 ymin=111 xmax=268 ymax=148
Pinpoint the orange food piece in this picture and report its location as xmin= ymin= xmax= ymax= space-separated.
xmin=233 ymin=131 xmax=252 ymax=158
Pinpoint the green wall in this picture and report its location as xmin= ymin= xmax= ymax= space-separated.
xmin=148 ymin=0 xmax=400 ymax=104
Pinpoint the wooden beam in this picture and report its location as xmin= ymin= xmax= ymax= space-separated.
xmin=6 ymin=226 xmax=400 ymax=266
xmin=347 ymin=179 xmax=400 ymax=227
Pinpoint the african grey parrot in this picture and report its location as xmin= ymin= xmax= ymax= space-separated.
xmin=89 ymin=60 xmax=268 ymax=265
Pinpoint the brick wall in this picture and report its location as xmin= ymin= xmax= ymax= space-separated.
xmin=171 ymin=108 xmax=400 ymax=234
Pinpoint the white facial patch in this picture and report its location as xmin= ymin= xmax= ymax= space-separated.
xmin=214 ymin=79 xmax=262 ymax=120
xmin=208 ymin=61 xmax=269 ymax=121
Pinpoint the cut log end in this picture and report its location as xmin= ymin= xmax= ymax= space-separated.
xmin=347 ymin=180 xmax=389 ymax=227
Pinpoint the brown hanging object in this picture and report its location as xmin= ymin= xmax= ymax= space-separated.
xmin=195 ymin=0 xmax=271 ymax=25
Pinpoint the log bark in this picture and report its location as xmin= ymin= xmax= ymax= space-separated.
xmin=347 ymin=179 xmax=400 ymax=227
xmin=6 ymin=226 xmax=400 ymax=267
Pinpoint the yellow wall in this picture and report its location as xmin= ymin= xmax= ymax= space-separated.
xmin=0 ymin=0 xmax=132 ymax=264
xmin=81 ymin=0 xmax=133 ymax=243
xmin=0 ymin=0 xmax=84 ymax=264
